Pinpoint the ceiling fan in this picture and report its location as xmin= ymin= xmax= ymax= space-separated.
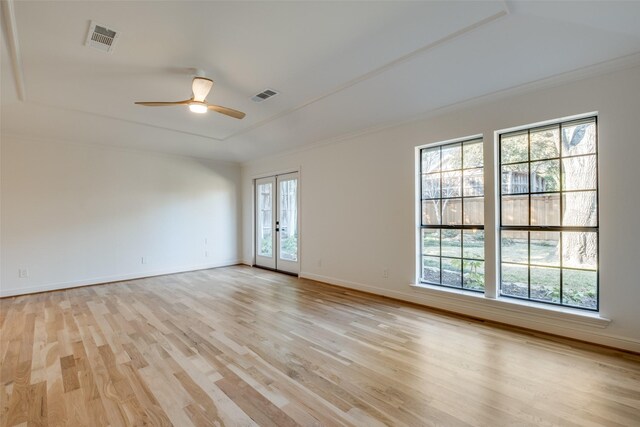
xmin=134 ymin=75 xmax=246 ymax=119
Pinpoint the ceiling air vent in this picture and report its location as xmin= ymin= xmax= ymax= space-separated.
xmin=251 ymin=88 xmax=279 ymax=103
xmin=85 ymin=21 xmax=120 ymax=53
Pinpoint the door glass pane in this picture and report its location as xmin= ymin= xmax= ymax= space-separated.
xmin=279 ymin=179 xmax=298 ymax=261
xmin=257 ymin=183 xmax=273 ymax=257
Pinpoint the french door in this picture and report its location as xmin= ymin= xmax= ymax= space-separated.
xmin=254 ymin=172 xmax=299 ymax=275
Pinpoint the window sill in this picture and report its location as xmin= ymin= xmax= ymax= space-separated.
xmin=409 ymin=283 xmax=610 ymax=329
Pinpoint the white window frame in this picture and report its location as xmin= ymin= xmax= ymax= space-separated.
xmin=414 ymin=112 xmax=603 ymax=318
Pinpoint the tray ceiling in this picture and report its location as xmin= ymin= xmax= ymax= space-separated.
xmin=2 ymin=1 xmax=640 ymax=162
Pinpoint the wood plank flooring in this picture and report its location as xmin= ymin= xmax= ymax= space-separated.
xmin=1 ymin=265 xmax=639 ymax=426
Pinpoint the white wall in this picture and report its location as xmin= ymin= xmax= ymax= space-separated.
xmin=1 ymin=136 xmax=241 ymax=296
xmin=241 ymin=64 xmax=640 ymax=352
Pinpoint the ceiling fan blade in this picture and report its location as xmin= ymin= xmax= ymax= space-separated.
xmin=208 ymin=104 xmax=246 ymax=119
xmin=134 ymin=100 xmax=191 ymax=106
xmin=192 ymin=77 xmax=214 ymax=102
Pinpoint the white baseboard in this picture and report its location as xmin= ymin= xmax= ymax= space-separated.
xmin=0 ymin=259 xmax=241 ymax=298
xmin=300 ymin=272 xmax=640 ymax=353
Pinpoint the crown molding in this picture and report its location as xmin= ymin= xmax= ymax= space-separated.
xmin=26 ymin=100 xmax=226 ymax=141
xmin=242 ymin=51 xmax=640 ymax=166
xmin=8 ymin=51 xmax=640 ymax=166
xmin=7 ymin=0 xmax=640 ymax=166
xmin=0 ymin=132 xmax=241 ymax=165
xmin=1 ymin=0 xmax=26 ymax=101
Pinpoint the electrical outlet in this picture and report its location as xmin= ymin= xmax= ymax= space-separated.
xmin=141 ymin=256 xmax=147 ymax=264
xmin=317 ymin=259 xmax=322 ymax=268
xmin=18 ymin=268 xmax=29 ymax=279
xmin=205 ymin=251 xmax=209 ymax=257
xmin=383 ymin=269 xmax=389 ymax=279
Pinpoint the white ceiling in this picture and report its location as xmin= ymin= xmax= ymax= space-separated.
xmin=2 ymin=1 xmax=640 ymax=162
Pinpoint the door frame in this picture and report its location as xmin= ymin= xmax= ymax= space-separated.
xmin=251 ymin=168 xmax=301 ymax=275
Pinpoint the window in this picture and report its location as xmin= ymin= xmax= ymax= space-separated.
xmin=420 ymin=138 xmax=484 ymax=291
xmin=499 ymin=117 xmax=598 ymax=310
xmin=416 ymin=115 xmax=599 ymax=313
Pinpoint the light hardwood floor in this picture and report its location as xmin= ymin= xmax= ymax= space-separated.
xmin=1 ymin=266 xmax=639 ymax=426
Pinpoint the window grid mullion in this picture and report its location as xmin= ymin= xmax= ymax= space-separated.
xmin=419 ymin=139 xmax=484 ymax=291
xmin=527 ymin=129 xmax=531 ymax=300
xmin=559 ymin=121 xmax=564 ymax=305
xmin=461 ymin=142 xmax=465 ymax=289
xmin=498 ymin=116 xmax=598 ymax=311
xmin=439 ymin=146 xmax=443 ymax=284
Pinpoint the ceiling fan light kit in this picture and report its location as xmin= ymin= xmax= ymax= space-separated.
xmin=135 ymin=76 xmax=246 ymax=119
xmin=188 ymin=101 xmax=208 ymax=114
